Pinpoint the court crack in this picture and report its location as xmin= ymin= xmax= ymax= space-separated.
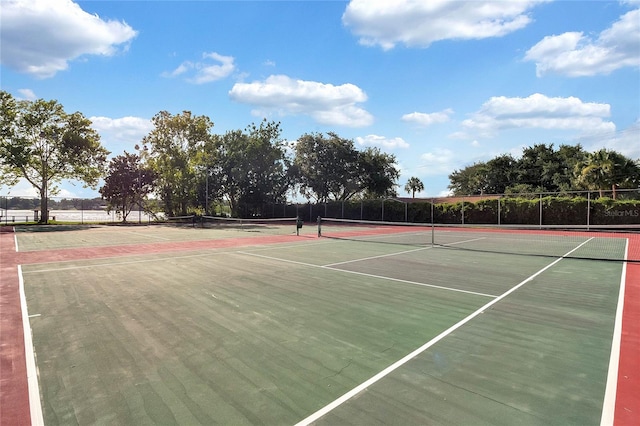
xmin=324 ymin=359 xmax=353 ymax=379
xmin=424 ymin=373 xmax=546 ymax=421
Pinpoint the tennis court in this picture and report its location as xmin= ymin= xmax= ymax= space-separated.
xmin=1 ymin=220 xmax=638 ymax=425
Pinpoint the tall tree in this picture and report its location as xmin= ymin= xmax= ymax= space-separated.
xmin=515 ymin=143 xmax=587 ymax=193
xmin=99 ymin=152 xmax=156 ymax=222
xmin=448 ymin=162 xmax=490 ymax=195
xmin=357 ymin=147 xmax=399 ymax=198
xmin=294 ymin=132 xmax=398 ymax=201
xmin=575 ymin=149 xmax=640 ymax=198
xmin=485 ymin=154 xmax=517 ymax=194
xmin=0 ymin=91 xmax=109 ymax=222
xmin=212 ymin=120 xmax=291 ymax=217
xmin=295 ymin=132 xmax=358 ymax=202
xmin=141 ymin=110 xmax=213 ymax=216
xmin=404 ymin=177 xmax=424 ymax=198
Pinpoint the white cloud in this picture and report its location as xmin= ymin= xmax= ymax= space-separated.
xmin=401 ymin=109 xmax=453 ymax=126
xmin=162 ymin=52 xmax=235 ymax=84
xmin=342 ymin=0 xmax=546 ymax=50
xmin=525 ymin=8 xmax=640 ymax=76
xmin=355 ymin=134 xmax=409 ymax=149
xmin=16 ymin=89 xmax=37 ymax=100
xmin=460 ymin=93 xmax=615 ymax=138
xmin=229 ymin=74 xmax=373 ymax=127
xmin=0 ymin=0 xmax=137 ymax=78
xmin=418 ymin=148 xmax=457 ymax=175
xmin=89 ymin=116 xmax=153 ymax=154
xmin=576 ymin=119 xmax=640 ymax=160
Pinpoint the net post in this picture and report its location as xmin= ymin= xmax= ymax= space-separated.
xmin=431 ymin=198 xmax=435 ymax=247
xmin=317 ymin=216 xmax=322 ymax=237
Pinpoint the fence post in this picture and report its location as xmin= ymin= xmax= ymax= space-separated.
xmin=430 ymin=198 xmax=434 ymax=224
xmin=539 ymin=193 xmax=543 ymax=228
xmin=587 ymin=191 xmax=591 ymax=230
xmin=497 ymin=196 xmax=501 ymax=225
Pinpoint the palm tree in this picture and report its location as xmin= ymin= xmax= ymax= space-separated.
xmin=404 ymin=177 xmax=424 ymax=198
xmin=575 ymin=149 xmax=640 ymax=199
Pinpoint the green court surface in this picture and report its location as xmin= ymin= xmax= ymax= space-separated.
xmin=14 ymin=220 xmax=306 ymax=251
xmin=18 ymin=227 xmax=625 ymax=425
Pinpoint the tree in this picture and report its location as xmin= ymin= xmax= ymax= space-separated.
xmin=357 ymin=147 xmax=399 ymax=199
xmin=575 ymin=149 xmax=640 ymax=198
xmin=485 ymin=154 xmax=517 ymax=194
xmin=295 ymin=132 xmax=358 ymax=202
xmin=0 ymin=91 xmax=109 ymax=223
xmin=404 ymin=177 xmax=424 ymax=198
xmin=448 ymin=162 xmax=490 ymax=195
xmin=294 ymin=132 xmax=399 ymax=202
xmin=141 ymin=111 xmax=214 ymax=216
xmin=211 ymin=120 xmax=291 ymax=217
xmin=448 ymin=144 xmax=592 ymax=196
xmin=99 ymin=152 xmax=155 ymax=222
xmin=515 ymin=143 xmax=586 ymax=193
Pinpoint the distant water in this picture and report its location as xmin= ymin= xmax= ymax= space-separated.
xmin=0 ymin=209 xmax=155 ymax=223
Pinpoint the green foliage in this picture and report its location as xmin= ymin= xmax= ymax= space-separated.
xmin=450 ymin=143 xmax=639 ymax=200
xmin=0 ymin=91 xmax=109 ymax=222
xmin=211 ymin=120 xmax=290 ymax=217
xmin=141 ymin=110 xmax=214 ymax=216
xmin=294 ymin=132 xmax=399 ymax=202
xmin=404 ymin=176 xmax=424 ymax=198
xmin=100 ymin=152 xmax=156 ymax=222
xmin=574 ymin=149 xmax=640 ymax=198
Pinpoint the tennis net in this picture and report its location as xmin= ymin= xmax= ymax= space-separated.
xmin=201 ymin=216 xmax=301 ymax=235
xmin=317 ymin=217 xmax=640 ymax=263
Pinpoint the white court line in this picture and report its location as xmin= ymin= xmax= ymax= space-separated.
xmin=324 ymin=236 xmax=486 ymax=267
xmin=600 ymin=238 xmax=628 ymax=426
xmin=324 ymin=246 xmax=429 ymax=267
xmin=123 ymin=230 xmax=171 ymax=241
xmin=294 ymin=237 xmax=595 ymax=426
xmin=14 ymin=232 xmax=19 ymax=252
xmin=239 ymin=251 xmax=498 ymax=298
xmin=18 ymin=265 xmax=44 ymax=426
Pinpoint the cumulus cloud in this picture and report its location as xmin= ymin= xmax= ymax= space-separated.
xmin=355 ymin=134 xmax=409 ymax=149
xmin=0 ymin=0 xmax=137 ymax=78
xmin=576 ymin=119 xmax=640 ymax=160
xmin=418 ymin=148 xmax=458 ymax=175
xmin=90 ymin=116 xmax=153 ymax=154
xmin=16 ymin=89 xmax=37 ymax=101
xmin=162 ymin=52 xmax=236 ymax=84
xmin=525 ymin=8 xmax=640 ymax=76
xmin=342 ymin=0 xmax=546 ymax=50
xmin=401 ymin=109 xmax=453 ymax=126
xmin=229 ymin=74 xmax=373 ymax=127
xmin=459 ymin=93 xmax=615 ymax=137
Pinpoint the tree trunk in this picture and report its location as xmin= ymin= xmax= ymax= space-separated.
xmin=39 ymin=179 xmax=48 ymax=224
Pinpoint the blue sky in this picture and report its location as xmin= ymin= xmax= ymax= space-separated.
xmin=1 ymin=0 xmax=639 ymax=199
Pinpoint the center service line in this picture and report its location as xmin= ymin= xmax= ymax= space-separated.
xmin=294 ymin=237 xmax=594 ymax=426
